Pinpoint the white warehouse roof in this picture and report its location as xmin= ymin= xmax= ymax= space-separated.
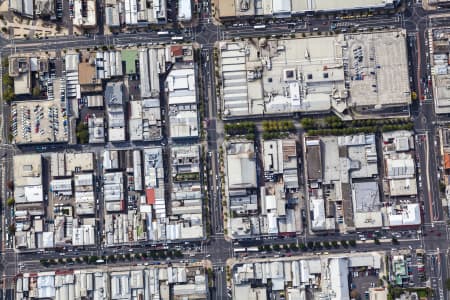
xmin=177 ymin=0 xmax=192 ymax=21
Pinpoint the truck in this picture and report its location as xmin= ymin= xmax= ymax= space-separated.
xmin=254 ymin=25 xmax=266 ymax=30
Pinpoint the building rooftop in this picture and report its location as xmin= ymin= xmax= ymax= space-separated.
xmin=430 ymin=29 xmax=450 ymax=113
xmin=171 ymin=145 xmax=200 ymax=176
xmin=105 ymin=81 xmax=126 ymax=142
xmin=167 ymin=67 xmax=199 ymax=139
xmin=353 ymin=182 xmax=380 ymax=212
xmin=73 ymin=0 xmax=96 ymax=27
xmin=9 ymin=0 xmax=34 ymax=16
xmin=169 ymin=110 xmax=199 ymax=138
xmin=352 ymin=181 xmax=382 ymax=229
xmin=139 ymin=48 xmax=161 ymax=99
xmin=217 ymin=0 xmax=397 ymax=19
xmin=346 ymin=31 xmax=410 ymax=110
xmin=388 ymin=203 xmax=421 ymax=227
xmin=262 ymin=139 xmax=298 ymax=188
xmin=389 ymin=178 xmax=417 ymax=196
xmin=88 ymin=115 xmax=105 ymax=144
xmin=177 ymin=0 xmax=192 ymax=21
xmin=16 ymin=185 xmax=44 ymax=204
xmin=382 ymin=130 xmax=414 ymax=153
xmin=219 ymin=30 xmax=409 ymax=119
xmin=227 ymin=142 xmax=257 ymax=189
xmin=166 ymin=68 xmax=196 ymax=103
xmin=294 ymin=0 xmax=395 ymax=12
xmin=129 ymin=99 xmax=162 ymax=141
xmin=216 ymin=0 xmax=236 ymax=18
xmin=14 ymin=72 xmax=31 ymax=95
xmin=13 ymin=154 xmax=42 ymax=187
xmin=329 ymin=258 xmax=350 ymax=300
xmin=16 ymin=265 xmax=207 ymax=300
xmin=219 ymin=37 xmax=346 ymax=117
xmin=385 ymin=157 xmax=415 ymax=179
xmin=66 ymin=152 xmax=94 ymax=173
xmin=305 ymin=139 xmax=322 ymax=181
xmin=233 ymin=253 xmax=383 ymax=299
xmin=305 ymin=134 xmax=380 ymax=232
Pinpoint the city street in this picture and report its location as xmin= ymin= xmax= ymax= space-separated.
xmin=1 ymin=1 xmax=450 ymax=299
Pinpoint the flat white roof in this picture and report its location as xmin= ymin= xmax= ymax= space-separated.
xmin=227 ymin=149 xmax=257 ymax=189
xmin=329 ymin=258 xmax=349 ymax=300
xmin=177 ymin=0 xmax=192 ymax=21
xmin=293 ymin=0 xmax=394 ymax=12
xmin=388 ymin=203 xmax=421 ymax=227
xmin=389 ymin=178 xmax=417 ymax=197
xmin=14 ymin=154 xmax=42 ymax=187
xmin=311 ymin=197 xmax=326 ymax=230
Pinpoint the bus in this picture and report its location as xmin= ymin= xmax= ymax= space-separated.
xmin=246 ymin=247 xmax=259 ymax=252
xmin=157 ymin=31 xmax=170 ymax=36
xmin=171 ymin=36 xmax=183 ymax=41
xmin=233 ymin=248 xmax=246 ymax=254
xmin=254 ymin=25 xmax=266 ymax=30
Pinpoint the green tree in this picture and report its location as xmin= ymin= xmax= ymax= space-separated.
xmin=392 ymin=237 xmax=399 ymax=245
xmin=264 ymin=245 xmax=272 ymax=252
xmin=3 ymin=86 xmax=14 ymax=102
xmin=6 ymin=197 xmax=15 ymax=206
xmin=349 ymin=240 xmax=356 ymax=247
xmin=2 ymin=73 xmax=13 ymax=87
xmin=8 ymin=224 xmax=15 ymax=234
xmin=76 ymin=123 xmax=89 ymax=144
xmin=40 ymin=259 xmax=49 ymax=266
xmin=446 ymin=278 xmax=450 ymax=290
xmin=300 ymin=118 xmax=315 ymax=129
xmin=32 ymin=86 xmax=41 ymax=97
xmin=273 ymin=244 xmax=280 ymax=251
